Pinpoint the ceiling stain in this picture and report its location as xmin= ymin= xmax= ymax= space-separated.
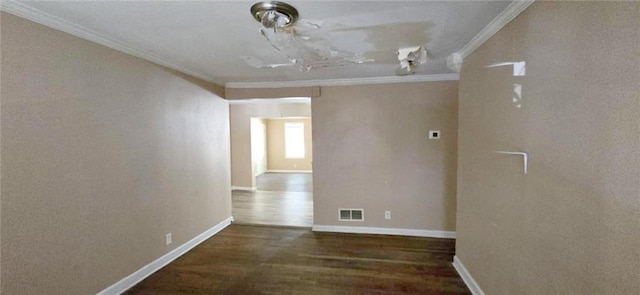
xmin=244 ymin=21 xmax=435 ymax=71
xmin=333 ymin=21 xmax=435 ymax=64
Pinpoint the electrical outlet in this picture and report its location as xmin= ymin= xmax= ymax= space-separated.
xmin=166 ymin=233 xmax=172 ymax=245
xmin=385 ymin=211 xmax=391 ymax=220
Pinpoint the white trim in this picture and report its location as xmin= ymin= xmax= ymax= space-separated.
xmin=446 ymin=52 xmax=463 ymax=73
xmin=266 ymin=170 xmax=312 ymax=173
xmin=452 ymin=256 xmax=485 ymax=295
xmin=0 ymin=0 xmax=220 ymax=84
xmin=457 ymin=0 xmax=534 ymax=59
xmin=225 ymin=74 xmax=460 ymax=89
xmin=312 ymin=225 xmax=456 ymax=239
xmin=96 ymin=217 xmax=233 ymax=295
xmin=231 ymin=186 xmax=257 ymax=191
xmin=227 ymin=97 xmax=311 ymax=105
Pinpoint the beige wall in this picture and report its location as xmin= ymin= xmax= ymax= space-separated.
xmin=1 ymin=13 xmax=231 ymax=294
xmin=230 ymin=103 xmax=311 ymax=188
xmin=456 ymin=2 xmax=639 ymax=293
xmin=312 ymin=82 xmax=458 ymax=231
xmin=0 ymin=13 xmax=3 ymax=291
xmin=251 ymin=118 xmax=268 ymax=176
xmin=266 ymin=118 xmax=313 ymax=171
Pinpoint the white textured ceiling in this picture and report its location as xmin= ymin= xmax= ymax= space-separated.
xmin=13 ymin=1 xmax=511 ymax=84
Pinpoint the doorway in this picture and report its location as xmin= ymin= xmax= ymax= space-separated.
xmin=233 ymin=117 xmax=313 ymax=227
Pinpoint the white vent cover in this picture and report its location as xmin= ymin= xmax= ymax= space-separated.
xmin=339 ymin=209 xmax=364 ymax=221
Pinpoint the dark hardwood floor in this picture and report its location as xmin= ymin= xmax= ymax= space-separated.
xmin=125 ymin=224 xmax=470 ymax=294
xmin=233 ymin=173 xmax=313 ymax=227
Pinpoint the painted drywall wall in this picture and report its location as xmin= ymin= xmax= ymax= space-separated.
xmin=230 ymin=103 xmax=311 ymax=188
xmin=0 ymin=13 xmax=3 ymax=290
xmin=256 ymin=118 xmax=268 ymax=176
xmin=0 ymin=13 xmax=231 ymax=294
xmin=312 ymin=81 xmax=458 ymax=231
xmin=266 ymin=118 xmax=313 ymax=172
xmin=456 ymin=2 xmax=640 ymax=293
xmin=251 ymin=118 xmax=268 ymax=176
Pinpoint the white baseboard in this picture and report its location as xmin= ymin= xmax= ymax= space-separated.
xmin=452 ymin=255 xmax=485 ymax=295
xmin=312 ymin=225 xmax=456 ymax=239
xmin=231 ymin=186 xmax=257 ymax=191
xmin=97 ymin=216 xmax=234 ymax=295
xmin=266 ymin=170 xmax=312 ymax=173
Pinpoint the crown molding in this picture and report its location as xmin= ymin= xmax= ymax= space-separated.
xmin=227 ymin=97 xmax=311 ymax=105
xmin=225 ymin=73 xmax=460 ymax=89
xmin=0 ymin=0 xmax=221 ymax=84
xmin=457 ymin=0 xmax=534 ymax=59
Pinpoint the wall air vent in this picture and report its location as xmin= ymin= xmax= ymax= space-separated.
xmin=339 ymin=209 xmax=364 ymax=221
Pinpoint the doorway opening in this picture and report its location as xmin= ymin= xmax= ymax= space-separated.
xmin=233 ymin=116 xmax=313 ymax=227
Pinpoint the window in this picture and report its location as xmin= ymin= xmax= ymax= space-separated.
xmin=285 ymin=122 xmax=305 ymax=159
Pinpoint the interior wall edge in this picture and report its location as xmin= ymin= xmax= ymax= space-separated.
xmin=457 ymin=0 xmax=535 ymax=59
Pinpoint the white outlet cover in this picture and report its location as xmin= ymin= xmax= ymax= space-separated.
xmin=165 ymin=233 xmax=172 ymax=245
xmin=429 ymin=130 xmax=441 ymax=139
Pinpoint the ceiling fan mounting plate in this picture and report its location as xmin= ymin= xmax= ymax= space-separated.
xmin=250 ymin=1 xmax=299 ymax=27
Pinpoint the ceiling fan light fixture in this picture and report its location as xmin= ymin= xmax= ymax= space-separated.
xmin=250 ymin=1 xmax=298 ymax=28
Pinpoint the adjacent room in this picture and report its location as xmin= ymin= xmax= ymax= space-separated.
xmin=1 ymin=1 xmax=638 ymax=294
xmin=230 ymin=99 xmax=314 ymax=227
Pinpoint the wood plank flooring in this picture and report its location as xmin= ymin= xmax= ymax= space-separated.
xmin=256 ymin=172 xmax=312 ymax=192
xmin=125 ymin=224 xmax=470 ymax=295
xmin=233 ymin=173 xmax=313 ymax=227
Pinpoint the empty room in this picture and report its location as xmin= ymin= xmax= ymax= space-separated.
xmin=1 ymin=1 xmax=638 ymax=294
